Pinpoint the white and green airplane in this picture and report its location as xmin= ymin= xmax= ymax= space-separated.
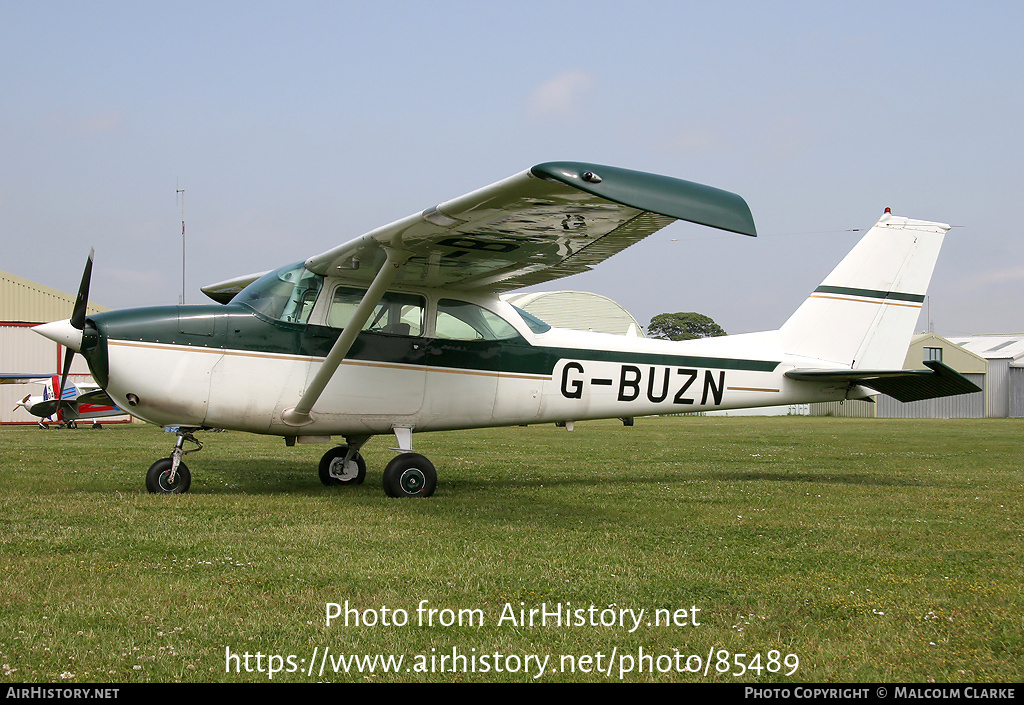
xmin=34 ymin=162 xmax=979 ymax=497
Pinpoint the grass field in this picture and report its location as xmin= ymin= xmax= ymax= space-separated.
xmin=1 ymin=416 xmax=1021 ymax=683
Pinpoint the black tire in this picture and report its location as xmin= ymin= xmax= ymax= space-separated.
xmin=382 ymin=453 xmax=436 ymax=498
xmin=319 ymin=446 xmax=367 ymax=486
xmin=146 ymin=457 xmax=191 ymax=494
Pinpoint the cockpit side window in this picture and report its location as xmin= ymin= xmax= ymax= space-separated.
xmin=435 ymin=299 xmax=520 ymax=341
xmin=328 ymin=287 xmax=425 ymax=336
xmin=235 ymin=263 xmax=323 ymax=324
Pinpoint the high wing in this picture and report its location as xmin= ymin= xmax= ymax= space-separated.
xmin=785 ymin=360 xmax=982 ymax=403
xmin=302 ymin=162 xmax=756 ymax=292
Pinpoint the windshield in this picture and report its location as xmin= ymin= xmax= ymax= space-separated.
xmin=234 ymin=262 xmax=324 ymax=324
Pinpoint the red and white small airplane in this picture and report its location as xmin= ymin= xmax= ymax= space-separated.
xmin=33 ymin=162 xmax=979 ymax=496
xmin=3 ymin=374 xmax=122 ymax=428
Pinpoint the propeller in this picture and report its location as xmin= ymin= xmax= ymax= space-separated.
xmin=55 ymin=249 xmax=95 ymax=412
xmin=13 ymin=393 xmax=32 ymax=413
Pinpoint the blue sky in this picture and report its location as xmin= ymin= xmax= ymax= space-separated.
xmin=3 ymin=1 xmax=1022 ymax=336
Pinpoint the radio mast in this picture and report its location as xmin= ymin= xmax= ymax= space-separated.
xmin=176 ymin=184 xmax=185 ymax=305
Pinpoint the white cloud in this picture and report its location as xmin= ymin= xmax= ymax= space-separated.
xmin=526 ymin=69 xmax=594 ymax=120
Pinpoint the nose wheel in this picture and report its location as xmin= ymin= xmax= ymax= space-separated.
xmin=147 ymin=428 xmax=202 ymax=494
xmin=146 ymin=457 xmax=191 ymax=494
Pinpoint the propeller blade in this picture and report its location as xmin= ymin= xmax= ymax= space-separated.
xmin=70 ymin=248 xmax=95 ymax=331
xmin=57 ymin=346 xmax=75 ymax=410
xmin=59 ymin=248 xmax=95 ymax=401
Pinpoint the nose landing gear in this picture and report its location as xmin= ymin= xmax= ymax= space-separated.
xmin=146 ymin=428 xmax=202 ymax=494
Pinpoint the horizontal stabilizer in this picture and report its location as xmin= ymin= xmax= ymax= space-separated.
xmin=785 ymin=360 xmax=981 ymax=403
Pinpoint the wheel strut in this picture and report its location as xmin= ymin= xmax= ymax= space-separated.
xmin=169 ymin=428 xmax=203 ymax=484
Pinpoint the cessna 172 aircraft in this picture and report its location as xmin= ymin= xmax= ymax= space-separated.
xmin=33 ymin=161 xmax=979 ymax=496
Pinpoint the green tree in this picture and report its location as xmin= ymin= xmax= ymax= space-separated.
xmin=647 ymin=312 xmax=726 ymax=341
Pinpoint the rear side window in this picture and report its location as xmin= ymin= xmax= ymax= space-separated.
xmin=435 ymin=300 xmax=520 ymax=341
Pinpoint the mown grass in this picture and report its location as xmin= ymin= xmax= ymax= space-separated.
xmin=0 ymin=416 xmax=1021 ymax=683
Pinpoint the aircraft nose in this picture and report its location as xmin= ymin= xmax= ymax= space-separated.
xmin=34 ymin=319 xmax=84 ymax=352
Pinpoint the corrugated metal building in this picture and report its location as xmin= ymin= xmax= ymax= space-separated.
xmin=501 ymin=290 xmax=645 ymax=337
xmin=947 ymin=334 xmax=1024 ymax=418
xmin=0 ymin=270 xmax=121 ymax=424
xmin=811 ymin=333 xmax=988 ymax=418
xmin=1011 ymin=365 xmax=1024 ymax=418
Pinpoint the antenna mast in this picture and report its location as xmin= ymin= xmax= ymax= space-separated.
xmin=176 ymin=184 xmax=185 ymax=305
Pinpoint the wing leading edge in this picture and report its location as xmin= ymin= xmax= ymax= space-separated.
xmin=302 ymin=162 xmax=756 ymax=293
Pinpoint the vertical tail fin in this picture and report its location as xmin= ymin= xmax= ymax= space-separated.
xmin=779 ymin=211 xmax=949 ymax=369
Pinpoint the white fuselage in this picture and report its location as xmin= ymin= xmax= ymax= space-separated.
xmin=96 ymin=293 xmax=846 ymax=439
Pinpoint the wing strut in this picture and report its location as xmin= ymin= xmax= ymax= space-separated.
xmin=282 ymin=245 xmax=412 ymax=427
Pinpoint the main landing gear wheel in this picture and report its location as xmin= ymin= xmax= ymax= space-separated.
xmin=319 ymin=446 xmax=367 ymax=486
xmin=146 ymin=458 xmax=191 ymax=494
xmin=382 ymin=453 xmax=437 ymax=498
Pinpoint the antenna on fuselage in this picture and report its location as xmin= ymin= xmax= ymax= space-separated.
xmin=176 ymin=183 xmax=185 ymax=305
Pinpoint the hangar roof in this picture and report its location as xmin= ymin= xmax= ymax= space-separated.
xmin=502 ymin=290 xmax=645 ymax=337
xmin=0 ymin=270 xmax=108 ymax=324
xmin=948 ymin=334 xmax=1024 ymax=363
